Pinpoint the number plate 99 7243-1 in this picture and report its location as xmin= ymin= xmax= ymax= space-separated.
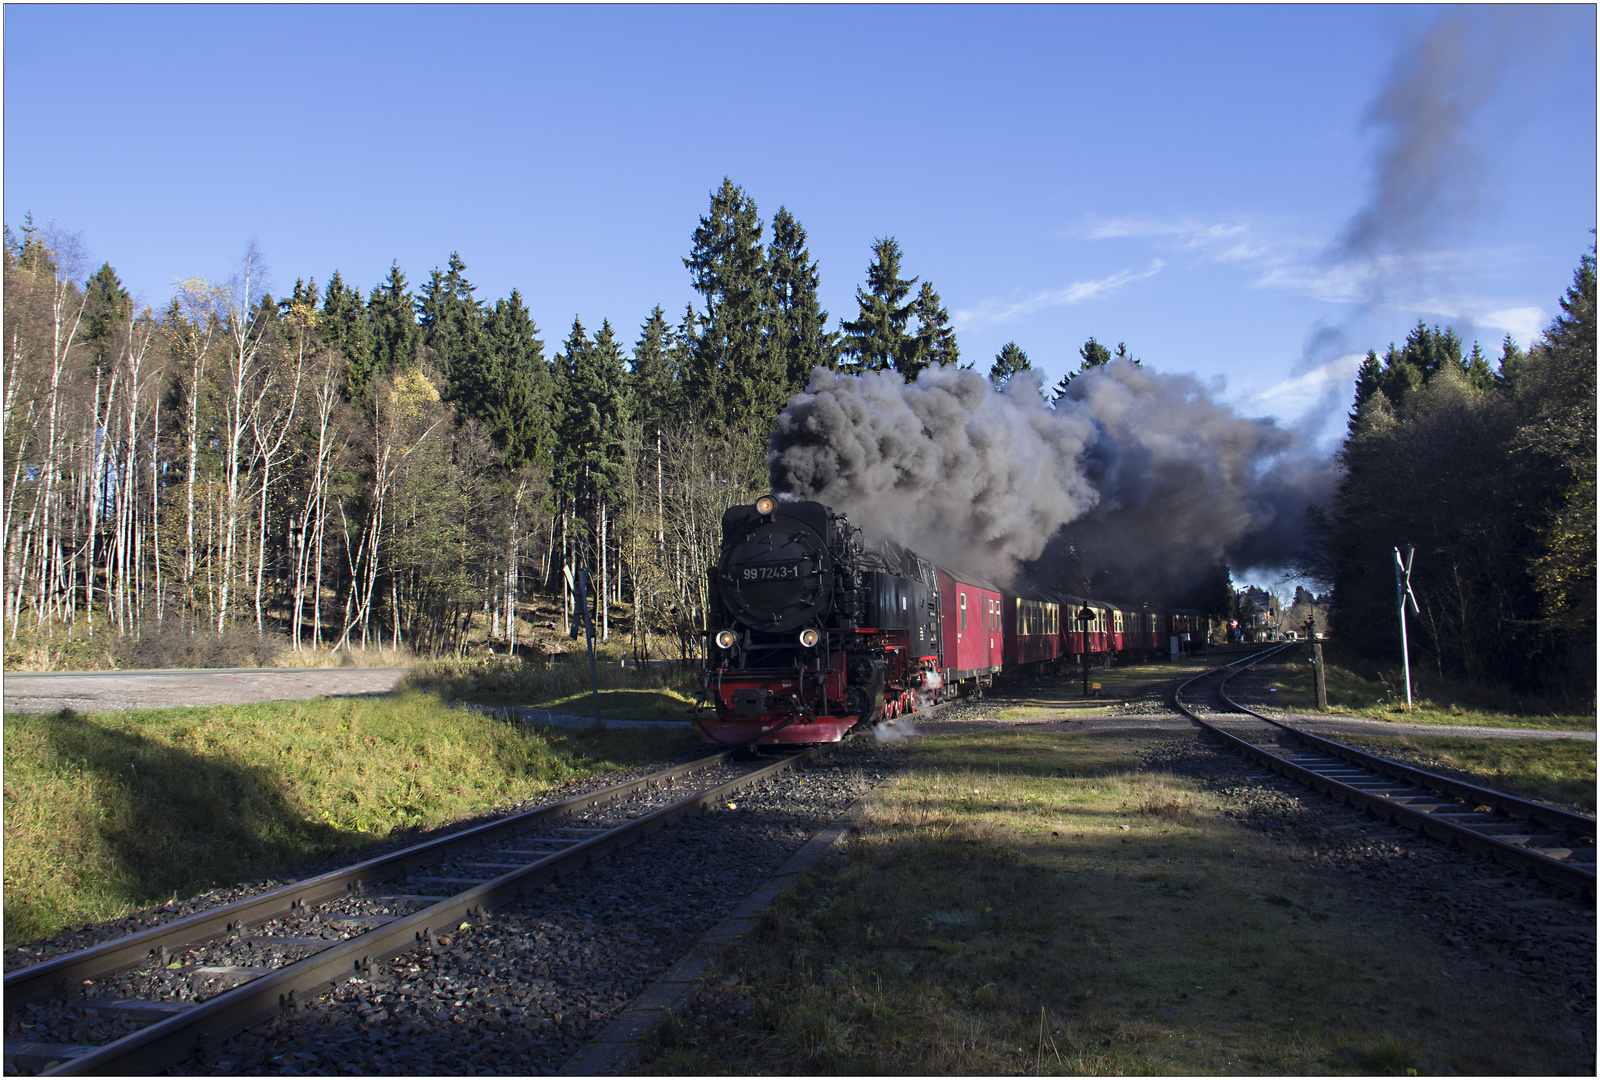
xmin=743 ymin=564 xmax=802 ymax=581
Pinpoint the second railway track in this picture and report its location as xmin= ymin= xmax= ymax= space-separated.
xmin=1172 ymin=645 xmax=1596 ymax=896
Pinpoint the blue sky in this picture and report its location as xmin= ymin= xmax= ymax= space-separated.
xmin=5 ymin=5 xmax=1594 ymax=449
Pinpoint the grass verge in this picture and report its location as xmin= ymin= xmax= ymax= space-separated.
xmin=640 ymin=729 xmax=1578 ymax=1075
xmin=1336 ymin=734 xmax=1596 ymax=813
xmin=991 ymin=657 xmax=1222 ymax=723
xmin=2 ymin=693 xmax=698 ymax=942
xmin=1263 ymin=644 xmax=1594 ymax=732
xmin=405 ymin=656 xmax=701 ymax=722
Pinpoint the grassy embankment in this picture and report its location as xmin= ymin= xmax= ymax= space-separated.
xmin=642 ymin=729 xmax=1580 ymax=1076
xmin=1264 ymin=642 xmax=1592 ymax=731
xmin=1256 ymin=643 xmax=1594 ymax=811
xmin=2 ymin=693 xmax=699 ymax=943
xmin=406 ymin=655 xmax=703 ymax=724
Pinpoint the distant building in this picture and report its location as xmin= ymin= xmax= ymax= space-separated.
xmin=1237 ymin=587 xmax=1281 ymax=641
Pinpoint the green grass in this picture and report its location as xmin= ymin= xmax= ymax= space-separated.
xmin=1263 ymin=644 xmax=1595 ymax=731
xmin=2 ymin=693 xmax=699 ymax=942
xmin=990 ymin=657 xmax=1224 ymax=723
xmin=405 ymin=655 xmax=701 ymax=721
xmin=502 ymin=687 xmax=700 ymax=723
xmin=639 ymin=728 xmax=1580 ymax=1076
xmin=1337 ymin=734 xmax=1596 ymax=813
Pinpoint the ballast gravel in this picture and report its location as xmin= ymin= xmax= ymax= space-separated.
xmin=1141 ymin=733 xmax=1596 ymax=1073
xmin=47 ymin=738 xmax=902 ymax=1076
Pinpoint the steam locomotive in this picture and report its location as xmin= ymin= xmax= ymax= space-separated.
xmin=695 ymin=495 xmax=1205 ymax=746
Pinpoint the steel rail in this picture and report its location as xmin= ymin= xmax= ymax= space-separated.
xmin=37 ymin=746 xmax=824 ymax=1076
xmin=1172 ymin=647 xmax=1595 ymax=896
xmin=5 ymin=749 xmax=740 ymax=1007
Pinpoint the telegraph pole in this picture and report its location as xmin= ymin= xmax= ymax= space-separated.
xmin=1393 ymin=546 xmax=1419 ymax=710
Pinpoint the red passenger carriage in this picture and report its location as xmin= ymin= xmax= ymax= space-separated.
xmin=696 ymin=496 xmax=1212 ymax=746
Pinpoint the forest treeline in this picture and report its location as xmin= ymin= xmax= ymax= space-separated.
xmin=5 ymin=174 xmax=1593 ymax=699
xmin=1 ymin=180 xmax=994 ymax=665
xmin=1310 ymin=249 xmax=1595 ymax=701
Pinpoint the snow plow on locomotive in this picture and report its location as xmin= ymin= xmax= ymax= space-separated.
xmin=696 ymin=496 xmax=1210 ymax=746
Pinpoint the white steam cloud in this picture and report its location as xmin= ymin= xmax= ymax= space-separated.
xmin=769 ymin=361 xmax=1335 ymax=592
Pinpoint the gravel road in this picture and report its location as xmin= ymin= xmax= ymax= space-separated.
xmin=2 ymin=668 xmax=409 ymax=714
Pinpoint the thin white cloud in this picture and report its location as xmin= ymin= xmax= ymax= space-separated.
xmin=1407 ymin=303 xmax=1544 ymax=346
xmin=1477 ymin=307 xmax=1543 ymax=344
xmin=1243 ymin=353 xmax=1367 ymax=412
xmin=954 ymin=259 xmax=1164 ymax=329
xmin=1086 ymin=219 xmax=1547 ymax=346
xmin=1083 ymin=216 xmax=1281 ymax=264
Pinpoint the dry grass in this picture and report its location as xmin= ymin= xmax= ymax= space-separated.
xmin=639 ymin=728 xmax=1585 ymax=1076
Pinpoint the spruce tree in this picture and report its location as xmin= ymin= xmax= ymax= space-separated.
xmin=768 ymin=206 xmax=839 ymax=393
xmin=362 ymin=262 xmax=419 ymax=399
xmin=630 ymin=304 xmax=679 ymax=435
xmin=82 ymin=262 xmax=130 ymax=373
xmin=841 ymin=237 xmax=917 ymax=374
xmin=319 ymin=270 xmax=373 ymax=398
xmin=909 ymin=281 xmax=959 ymax=378
xmin=1052 ymin=336 xmax=1113 ymax=398
xmin=1348 ymin=349 xmax=1384 ymax=430
xmin=481 ymin=289 xmax=552 ymax=469
xmin=989 ymin=341 xmax=1031 ymax=388
xmin=556 ymin=318 xmax=627 ymax=495
xmin=683 ymin=179 xmax=776 ymax=428
xmin=418 ymin=252 xmax=488 ymax=404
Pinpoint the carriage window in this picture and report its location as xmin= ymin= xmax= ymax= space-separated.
xmin=902 ymin=595 xmax=907 ymax=611
xmin=959 ymin=593 xmax=967 ymax=631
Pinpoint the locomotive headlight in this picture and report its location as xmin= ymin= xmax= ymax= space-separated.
xmin=715 ymin=629 xmax=737 ymax=650
xmin=754 ymin=494 xmax=777 ymax=516
xmin=798 ymin=628 xmax=820 ymax=648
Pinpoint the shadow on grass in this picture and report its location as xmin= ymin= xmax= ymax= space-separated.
xmin=10 ymin=709 xmax=359 ymax=935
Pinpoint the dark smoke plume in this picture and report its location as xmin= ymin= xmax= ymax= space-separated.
xmin=769 ymin=362 xmax=1335 ymax=596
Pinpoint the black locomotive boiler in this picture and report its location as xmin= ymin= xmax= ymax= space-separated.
xmin=697 ymin=495 xmax=942 ymax=745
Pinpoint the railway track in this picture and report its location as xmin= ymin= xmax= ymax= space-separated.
xmin=1172 ymin=645 xmax=1596 ymax=896
xmin=3 ymin=744 xmax=829 ymax=1076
